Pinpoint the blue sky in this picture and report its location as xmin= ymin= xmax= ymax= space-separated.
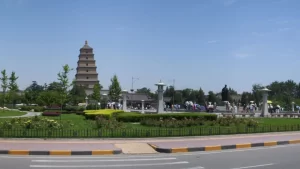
xmin=0 ymin=0 xmax=299 ymax=94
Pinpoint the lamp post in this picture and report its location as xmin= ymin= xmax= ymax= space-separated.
xmin=130 ymin=77 xmax=139 ymax=108
xmin=102 ymin=94 xmax=107 ymax=109
xmin=121 ymin=90 xmax=128 ymax=112
xmin=260 ymin=87 xmax=271 ymax=117
xmin=85 ymin=96 xmax=88 ymax=109
xmin=155 ymin=80 xmax=166 ymax=113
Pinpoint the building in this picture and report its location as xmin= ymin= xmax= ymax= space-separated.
xmin=75 ymin=41 xmax=99 ymax=95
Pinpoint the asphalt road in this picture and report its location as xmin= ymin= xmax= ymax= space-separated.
xmin=1 ymin=144 xmax=300 ymax=169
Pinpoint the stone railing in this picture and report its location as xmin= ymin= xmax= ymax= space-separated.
xmin=270 ymin=113 xmax=300 ymax=118
xmin=219 ymin=113 xmax=255 ymax=118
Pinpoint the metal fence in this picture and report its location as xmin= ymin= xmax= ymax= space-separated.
xmin=0 ymin=124 xmax=299 ymax=138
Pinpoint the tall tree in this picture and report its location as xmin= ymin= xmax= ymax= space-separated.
xmin=252 ymin=84 xmax=264 ymax=105
xmin=108 ymin=74 xmax=122 ymax=102
xmin=37 ymin=91 xmax=60 ymax=106
xmin=0 ymin=70 xmax=8 ymax=110
xmin=91 ymin=83 xmax=102 ymax=102
xmin=57 ymin=64 xmax=73 ymax=106
xmin=207 ymin=91 xmax=217 ymax=103
xmin=136 ymin=87 xmax=151 ymax=95
xmin=197 ymin=88 xmax=205 ymax=104
xmin=8 ymin=71 xmax=19 ymax=106
xmin=69 ymin=85 xmax=86 ymax=105
xmin=24 ymin=81 xmax=44 ymax=104
xmin=47 ymin=81 xmax=63 ymax=92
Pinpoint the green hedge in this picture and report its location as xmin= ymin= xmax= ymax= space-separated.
xmin=116 ymin=113 xmax=217 ymax=122
xmin=20 ymin=106 xmax=45 ymax=112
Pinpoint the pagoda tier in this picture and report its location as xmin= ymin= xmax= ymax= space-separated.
xmin=75 ymin=41 xmax=99 ymax=94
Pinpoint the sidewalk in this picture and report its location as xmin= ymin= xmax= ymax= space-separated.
xmin=1 ymin=132 xmax=300 ymax=155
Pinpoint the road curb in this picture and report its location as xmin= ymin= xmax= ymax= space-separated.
xmin=149 ymin=139 xmax=300 ymax=153
xmin=0 ymin=149 xmax=122 ymax=155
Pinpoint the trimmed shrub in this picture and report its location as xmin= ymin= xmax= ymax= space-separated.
xmin=116 ymin=113 xmax=217 ymax=122
xmin=84 ymin=109 xmax=124 ymax=120
xmin=42 ymin=112 xmax=61 ymax=116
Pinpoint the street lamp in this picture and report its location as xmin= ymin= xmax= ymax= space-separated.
xmin=102 ymin=94 xmax=107 ymax=109
xmin=85 ymin=96 xmax=88 ymax=109
xmin=130 ymin=77 xmax=139 ymax=108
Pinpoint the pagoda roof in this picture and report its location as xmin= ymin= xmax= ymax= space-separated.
xmin=81 ymin=40 xmax=92 ymax=49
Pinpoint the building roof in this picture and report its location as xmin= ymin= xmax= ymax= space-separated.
xmin=81 ymin=40 xmax=92 ymax=49
xmin=126 ymin=93 xmax=153 ymax=101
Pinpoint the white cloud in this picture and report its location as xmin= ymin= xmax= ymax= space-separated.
xmin=207 ymin=40 xmax=219 ymax=44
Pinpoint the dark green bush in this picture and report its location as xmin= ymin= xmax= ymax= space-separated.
xmin=116 ymin=113 xmax=217 ymax=122
xmin=20 ymin=106 xmax=45 ymax=112
xmin=216 ymin=116 xmax=259 ymax=127
xmin=64 ymin=106 xmax=77 ymax=112
xmin=141 ymin=117 xmax=206 ymax=128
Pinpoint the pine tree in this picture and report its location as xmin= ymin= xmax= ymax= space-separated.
xmin=197 ymin=87 xmax=205 ymax=104
xmin=8 ymin=71 xmax=19 ymax=107
xmin=8 ymin=71 xmax=19 ymax=91
xmin=108 ymin=75 xmax=121 ymax=102
xmin=92 ymin=83 xmax=102 ymax=102
xmin=0 ymin=70 xmax=8 ymax=110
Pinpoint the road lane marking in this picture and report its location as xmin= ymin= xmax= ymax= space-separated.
xmin=181 ymin=166 xmax=204 ymax=169
xmin=230 ymin=163 xmax=274 ymax=169
xmin=32 ymin=157 xmax=177 ymax=162
xmin=30 ymin=161 xmax=189 ymax=168
xmin=1 ymin=144 xmax=299 ymax=159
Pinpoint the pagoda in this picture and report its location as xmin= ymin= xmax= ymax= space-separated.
xmin=75 ymin=41 xmax=99 ymax=95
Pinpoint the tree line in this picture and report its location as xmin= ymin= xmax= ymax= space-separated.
xmin=136 ymin=80 xmax=300 ymax=110
xmin=1 ymin=65 xmax=299 ymax=110
xmin=0 ymin=64 xmax=122 ymax=108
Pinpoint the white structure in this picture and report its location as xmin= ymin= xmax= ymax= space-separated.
xmin=141 ymin=100 xmax=145 ymax=114
xmin=260 ymin=87 xmax=271 ymax=117
xmin=85 ymin=96 xmax=88 ymax=109
xmin=292 ymin=102 xmax=295 ymax=112
xmin=121 ymin=90 xmax=128 ymax=112
xmin=155 ymin=80 xmax=166 ymax=113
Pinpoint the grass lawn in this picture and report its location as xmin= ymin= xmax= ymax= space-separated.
xmin=47 ymin=114 xmax=95 ymax=129
xmin=0 ymin=110 xmax=27 ymax=117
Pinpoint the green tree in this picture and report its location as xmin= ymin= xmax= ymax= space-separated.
xmin=0 ymin=70 xmax=8 ymax=110
xmin=57 ymin=64 xmax=73 ymax=106
xmin=91 ymin=83 xmax=102 ymax=102
xmin=197 ymin=88 xmax=205 ymax=104
xmin=37 ymin=91 xmax=60 ymax=106
xmin=207 ymin=91 xmax=217 ymax=103
xmin=69 ymin=85 xmax=86 ymax=105
xmin=8 ymin=71 xmax=19 ymax=107
xmin=47 ymin=81 xmax=63 ymax=92
xmin=136 ymin=87 xmax=151 ymax=95
xmin=252 ymin=84 xmax=264 ymax=105
xmin=108 ymin=74 xmax=121 ymax=102
xmin=24 ymin=81 xmax=44 ymax=104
